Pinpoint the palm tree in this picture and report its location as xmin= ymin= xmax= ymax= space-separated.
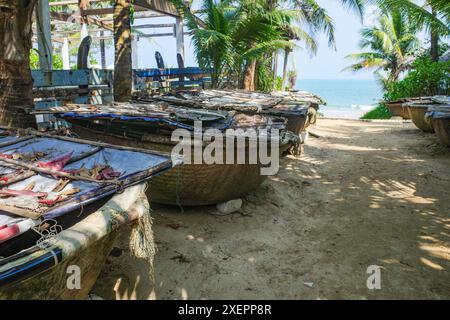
xmin=375 ymin=0 xmax=450 ymax=61
xmin=271 ymin=0 xmax=366 ymax=90
xmin=344 ymin=10 xmax=420 ymax=88
xmin=0 ymin=0 xmax=96 ymax=128
xmin=0 ymin=0 xmax=39 ymax=128
xmin=171 ymin=0 xmax=295 ymax=90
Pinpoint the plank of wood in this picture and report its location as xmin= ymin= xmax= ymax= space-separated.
xmin=0 ymin=204 xmax=41 ymax=219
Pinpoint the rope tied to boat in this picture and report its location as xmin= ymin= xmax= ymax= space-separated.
xmin=32 ymin=219 xmax=63 ymax=250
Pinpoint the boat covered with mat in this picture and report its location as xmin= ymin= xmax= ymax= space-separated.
xmin=0 ymin=130 xmax=176 ymax=299
xmin=426 ymin=102 xmax=450 ymax=147
xmin=405 ymin=97 xmax=448 ymax=132
xmin=37 ymin=103 xmax=300 ymax=206
xmin=135 ymin=89 xmax=325 ymax=135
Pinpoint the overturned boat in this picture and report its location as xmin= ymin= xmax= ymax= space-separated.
xmin=405 ymin=98 xmax=437 ymax=132
xmin=384 ymin=99 xmax=413 ymax=119
xmin=135 ymin=89 xmax=325 ymax=135
xmin=426 ymin=103 xmax=450 ymax=147
xmin=0 ymin=130 xmax=175 ymax=299
xmin=37 ymin=102 xmax=299 ymax=206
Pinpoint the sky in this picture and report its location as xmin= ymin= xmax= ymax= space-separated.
xmin=100 ymin=1 xmax=381 ymax=80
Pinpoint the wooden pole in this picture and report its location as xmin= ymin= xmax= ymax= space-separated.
xmin=175 ymin=17 xmax=185 ymax=62
xmin=36 ymin=0 xmax=53 ymax=71
xmin=113 ymin=0 xmax=132 ymax=102
xmin=62 ymin=38 xmax=70 ymax=69
xmin=100 ymin=31 xmax=106 ymax=69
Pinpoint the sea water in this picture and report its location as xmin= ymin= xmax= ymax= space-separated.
xmin=296 ymin=79 xmax=382 ymax=119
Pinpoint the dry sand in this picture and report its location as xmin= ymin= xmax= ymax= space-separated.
xmin=92 ymin=119 xmax=450 ymax=299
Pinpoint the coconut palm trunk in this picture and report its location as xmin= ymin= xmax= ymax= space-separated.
xmin=0 ymin=0 xmax=37 ymax=129
xmin=430 ymin=8 xmax=439 ymax=62
xmin=281 ymin=47 xmax=291 ymax=91
xmin=113 ymin=0 xmax=132 ymax=102
xmin=243 ymin=59 xmax=256 ymax=91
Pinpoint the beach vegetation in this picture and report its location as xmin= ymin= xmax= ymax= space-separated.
xmin=384 ymin=57 xmax=450 ymax=100
xmin=344 ymin=9 xmax=420 ymax=88
xmin=170 ymin=0 xmax=365 ymax=91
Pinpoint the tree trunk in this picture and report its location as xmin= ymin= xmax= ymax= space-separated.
xmin=273 ymin=50 xmax=278 ymax=89
xmin=243 ymin=59 xmax=256 ymax=91
xmin=281 ymin=47 xmax=291 ymax=91
xmin=0 ymin=0 xmax=37 ymax=129
xmin=430 ymin=8 xmax=439 ymax=62
xmin=113 ymin=0 xmax=132 ymax=102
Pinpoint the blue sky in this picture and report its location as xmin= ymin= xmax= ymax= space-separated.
xmin=106 ymin=1 xmax=380 ymax=80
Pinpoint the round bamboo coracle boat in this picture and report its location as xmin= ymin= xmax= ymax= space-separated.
xmin=67 ymin=121 xmax=298 ymax=206
xmin=384 ymin=100 xmax=411 ymax=119
xmin=426 ymin=105 xmax=450 ymax=146
xmin=0 ymin=185 xmax=149 ymax=299
xmin=405 ymin=99 xmax=436 ymax=132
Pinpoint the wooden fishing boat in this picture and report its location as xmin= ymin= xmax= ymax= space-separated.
xmin=0 ymin=131 xmax=175 ymax=298
xmin=384 ymin=100 xmax=411 ymax=119
xmin=426 ymin=104 xmax=450 ymax=146
xmin=405 ymin=99 xmax=436 ymax=132
xmin=37 ymin=103 xmax=299 ymax=206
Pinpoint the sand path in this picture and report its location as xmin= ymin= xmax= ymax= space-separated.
xmin=93 ymin=119 xmax=450 ymax=299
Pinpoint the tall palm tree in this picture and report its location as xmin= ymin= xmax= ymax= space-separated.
xmin=0 ymin=0 xmax=95 ymax=128
xmin=0 ymin=0 xmax=38 ymax=128
xmin=344 ymin=10 xmax=420 ymax=87
xmin=171 ymin=0 xmax=295 ymax=89
xmin=375 ymin=0 xmax=450 ymax=61
xmin=272 ymin=0 xmax=366 ymax=90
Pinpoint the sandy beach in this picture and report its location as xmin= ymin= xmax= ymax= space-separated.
xmin=92 ymin=118 xmax=450 ymax=300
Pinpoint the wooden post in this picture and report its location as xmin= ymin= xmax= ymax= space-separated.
xmin=36 ymin=0 xmax=53 ymax=71
xmin=62 ymin=38 xmax=70 ymax=70
xmin=131 ymin=35 xmax=139 ymax=69
xmin=100 ymin=31 xmax=106 ymax=69
xmin=113 ymin=0 xmax=132 ymax=102
xmin=175 ymin=17 xmax=185 ymax=63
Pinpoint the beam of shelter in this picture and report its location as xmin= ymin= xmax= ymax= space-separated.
xmin=80 ymin=5 xmax=149 ymax=16
xmin=50 ymin=11 xmax=113 ymax=31
xmin=134 ymin=0 xmax=180 ymax=18
xmin=49 ymin=0 xmax=106 ymax=6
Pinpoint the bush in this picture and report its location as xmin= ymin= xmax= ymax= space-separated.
xmin=30 ymin=49 xmax=64 ymax=70
xmin=384 ymin=57 xmax=450 ymax=101
xmin=361 ymin=103 xmax=391 ymax=120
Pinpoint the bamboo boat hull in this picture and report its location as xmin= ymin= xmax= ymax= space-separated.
xmin=386 ymin=102 xmax=410 ymax=119
xmin=0 ymin=185 xmax=148 ymax=300
xmin=407 ymin=106 xmax=435 ymax=132
xmin=69 ymin=124 xmax=292 ymax=206
xmin=0 ymin=231 xmax=118 ymax=299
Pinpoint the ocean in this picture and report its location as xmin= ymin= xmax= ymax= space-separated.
xmin=296 ymin=79 xmax=383 ymax=119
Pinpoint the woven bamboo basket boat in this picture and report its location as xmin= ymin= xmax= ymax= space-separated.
xmin=0 ymin=185 xmax=148 ymax=299
xmin=385 ymin=100 xmax=411 ymax=119
xmin=139 ymin=90 xmax=319 ymax=135
xmin=405 ymin=100 xmax=436 ymax=132
xmin=426 ymin=105 xmax=450 ymax=146
xmin=68 ymin=122 xmax=296 ymax=206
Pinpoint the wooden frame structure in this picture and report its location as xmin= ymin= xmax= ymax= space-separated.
xmin=35 ymin=0 xmax=185 ymax=70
